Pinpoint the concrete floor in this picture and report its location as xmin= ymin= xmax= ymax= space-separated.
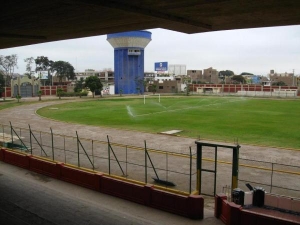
xmin=0 ymin=161 xmax=222 ymax=225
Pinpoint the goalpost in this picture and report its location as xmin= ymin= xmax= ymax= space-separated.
xmin=143 ymin=94 xmax=160 ymax=104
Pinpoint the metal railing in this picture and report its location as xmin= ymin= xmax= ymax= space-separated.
xmin=2 ymin=122 xmax=299 ymax=197
xmin=238 ymin=157 xmax=300 ymax=197
xmin=0 ymin=123 xmax=197 ymax=194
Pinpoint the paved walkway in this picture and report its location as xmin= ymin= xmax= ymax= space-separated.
xmin=0 ymin=161 xmax=222 ymax=225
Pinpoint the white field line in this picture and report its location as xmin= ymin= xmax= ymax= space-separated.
xmin=130 ymin=98 xmax=246 ymax=117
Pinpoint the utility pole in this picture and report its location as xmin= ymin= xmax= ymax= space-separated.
xmin=292 ymin=69 xmax=295 ymax=86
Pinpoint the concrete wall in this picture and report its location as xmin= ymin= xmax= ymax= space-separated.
xmin=0 ymin=148 xmax=204 ymax=220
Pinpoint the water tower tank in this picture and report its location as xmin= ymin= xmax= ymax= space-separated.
xmin=107 ymin=31 xmax=152 ymax=94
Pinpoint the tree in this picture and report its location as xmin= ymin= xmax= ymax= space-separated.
xmin=0 ymin=72 xmax=5 ymax=98
xmin=51 ymin=61 xmax=75 ymax=84
xmin=240 ymin=72 xmax=254 ymax=75
xmin=149 ymin=84 xmax=157 ymax=94
xmin=0 ymin=54 xmax=18 ymax=88
xmin=85 ymin=76 xmax=103 ymax=98
xmin=16 ymin=94 xmax=21 ymax=103
xmin=35 ymin=56 xmax=54 ymax=85
xmin=24 ymin=57 xmax=35 ymax=79
xmin=134 ymin=76 xmax=144 ymax=94
xmin=37 ymin=90 xmax=42 ymax=101
xmin=272 ymin=81 xmax=287 ymax=86
xmin=218 ymin=70 xmax=234 ymax=78
xmin=57 ymin=88 xmax=64 ymax=100
xmin=231 ymin=75 xmax=246 ymax=84
xmin=74 ymin=77 xmax=85 ymax=93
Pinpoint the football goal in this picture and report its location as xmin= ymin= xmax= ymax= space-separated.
xmin=143 ymin=94 xmax=161 ymax=104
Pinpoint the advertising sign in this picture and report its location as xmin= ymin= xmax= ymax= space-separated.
xmin=36 ymin=71 xmax=49 ymax=79
xmin=154 ymin=62 xmax=168 ymax=71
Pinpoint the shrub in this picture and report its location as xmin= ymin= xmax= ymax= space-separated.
xmin=56 ymin=91 xmax=88 ymax=97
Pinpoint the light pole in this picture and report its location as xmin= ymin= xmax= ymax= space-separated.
xmin=4 ymin=74 xmax=6 ymax=100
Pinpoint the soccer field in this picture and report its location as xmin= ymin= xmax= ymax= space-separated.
xmin=37 ymin=96 xmax=300 ymax=149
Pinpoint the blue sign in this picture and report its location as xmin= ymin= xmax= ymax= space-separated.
xmin=154 ymin=62 xmax=168 ymax=71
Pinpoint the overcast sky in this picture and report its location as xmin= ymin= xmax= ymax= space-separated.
xmin=1 ymin=25 xmax=299 ymax=76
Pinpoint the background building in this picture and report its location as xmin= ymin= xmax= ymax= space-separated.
xmin=269 ymin=70 xmax=295 ymax=86
xmin=187 ymin=70 xmax=203 ymax=83
xmin=203 ymin=67 xmax=218 ymax=84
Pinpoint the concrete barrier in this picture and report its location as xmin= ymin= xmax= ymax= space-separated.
xmin=215 ymin=193 xmax=300 ymax=225
xmin=0 ymin=148 xmax=204 ymax=219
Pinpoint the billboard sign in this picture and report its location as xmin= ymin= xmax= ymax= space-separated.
xmin=36 ymin=71 xmax=49 ymax=79
xmin=154 ymin=62 xmax=168 ymax=71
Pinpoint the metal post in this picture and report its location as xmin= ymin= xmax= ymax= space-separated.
xmin=92 ymin=140 xmax=94 ymax=171
xmin=145 ymin=140 xmax=147 ymax=183
xmin=40 ymin=131 xmax=42 ymax=156
xmin=29 ymin=126 xmax=32 ymax=154
xmin=64 ymin=136 xmax=66 ymax=163
xmin=270 ymin=163 xmax=274 ymax=193
xmin=126 ymin=145 xmax=128 ymax=177
xmin=196 ymin=144 xmax=202 ymax=194
xmin=2 ymin=125 xmax=4 ymax=147
xmin=50 ymin=128 xmax=54 ymax=161
xmin=10 ymin=122 xmax=14 ymax=147
xmin=107 ymin=135 xmax=111 ymax=175
xmin=166 ymin=152 xmax=168 ymax=183
xmin=76 ymin=131 xmax=80 ymax=167
xmin=189 ymin=147 xmax=192 ymax=194
xmin=232 ymin=146 xmax=240 ymax=191
xmin=214 ymin=146 xmax=218 ymax=196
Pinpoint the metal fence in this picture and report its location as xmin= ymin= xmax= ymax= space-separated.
xmin=190 ymin=91 xmax=299 ymax=98
xmin=238 ymin=157 xmax=300 ymax=198
xmin=0 ymin=123 xmax=197 ymax=194
xmin=1 ymin=122 xmax=300 ymax=197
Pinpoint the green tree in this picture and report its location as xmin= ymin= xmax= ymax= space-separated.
xmin=149 ymin=84 xmax=157 ymax=94
xmin=184 ymin=84 xmax=190 ymax=96
xmin=0 ymin=54 xmax=18 ymax=89
xmin=74 ymin=77 xmax=85 ymax=93
xmin=16 ymin=94 xmax=21 ymax=103
xmin=0 ymin=72 xmax=5 ymax=98
xmin=240 ymin=72 xmax=254 ymax=75
xmin=272 ymin=81 xmax=287 ymax=86
xmin=35 ymin=56 xmax=53 ymax=85
xmin=85 ymin=76 xmax=103 ymax=98
xmin=231 ymin=75 xmax=246 ymax=84
xmin=37 ymin=90 xmax=42 ymax=101
xmin=51 ymin=61 xmax=75 ymax=84
xmin=218 ymin=70 xmax=234 ymax=77
xmin=24 ymin=57 xmax=35 ymax=79
xmin=57 ymin=88 xmax=64 ymax=100
xmin=134 ymin=76 xmax=144 ymax=94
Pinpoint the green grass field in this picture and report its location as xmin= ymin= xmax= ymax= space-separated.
xmin=37 ymin=96 xmax=300 ymax=149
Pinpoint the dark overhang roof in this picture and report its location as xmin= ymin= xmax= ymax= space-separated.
xmin=1 ymin=0 xmax=300 ymax=49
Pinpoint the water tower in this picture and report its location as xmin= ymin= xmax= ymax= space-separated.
xmin=107 ymin=31 xmax=152 ymax=94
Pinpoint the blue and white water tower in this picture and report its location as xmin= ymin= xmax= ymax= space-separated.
xmin=107 ymin=31 xmax=152 ymax=94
